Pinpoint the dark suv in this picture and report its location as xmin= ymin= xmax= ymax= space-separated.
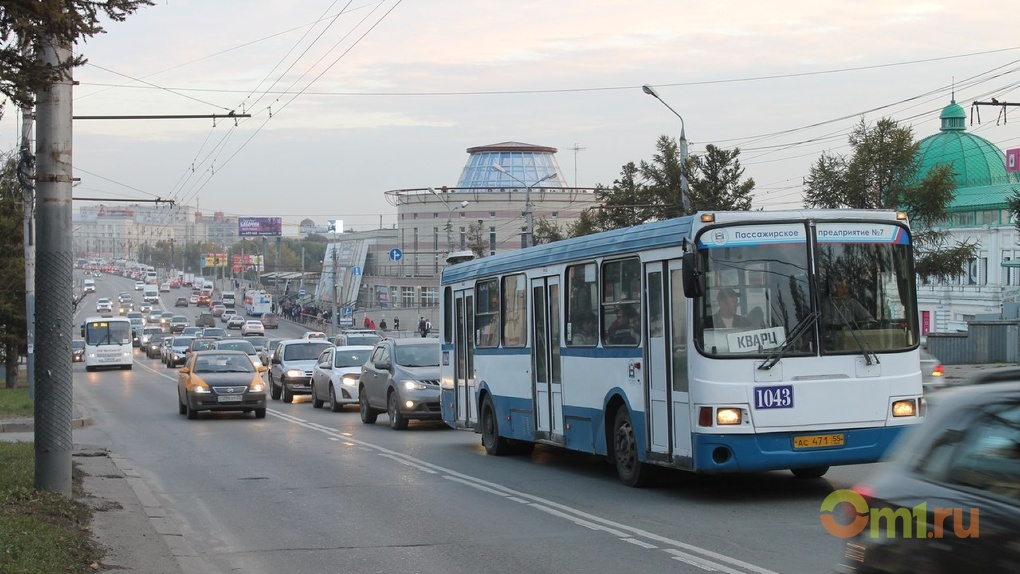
xmin=196 ymin=312 xmax=215 ymax=328
xmin=358 ymin=338 xmax=441 ymax=430
xmin=269 ymin=339 xmax=333 ymax=403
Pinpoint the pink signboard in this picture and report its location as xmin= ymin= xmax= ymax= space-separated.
xmin=1007 ymin=148 xmax=1020 ymax=173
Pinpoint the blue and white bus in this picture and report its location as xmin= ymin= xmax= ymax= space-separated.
xmin=438 ymin=210 xmax=925 ymax=486
xmin=82 ymin=316 xmax=134 ymax=371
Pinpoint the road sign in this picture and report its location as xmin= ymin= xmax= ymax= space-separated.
xmin=352 ymin=266 xmax=361 ymax=276
xmin=298 ymin=289 xmax=306 ymax=296
xmin=343 ymin=306 xmax=353 ymax=314
xmin=389 ymin=248 xmax=403 ymax=261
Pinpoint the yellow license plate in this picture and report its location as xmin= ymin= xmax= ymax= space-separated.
xmin=793 ymin=433 xmax=845 ymax=449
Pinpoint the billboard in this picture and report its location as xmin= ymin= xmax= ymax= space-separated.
xmin=238 ymin=217 xmax=282 ymax=237
xmin=1007 ymin=148 xmax=1020 ymax=173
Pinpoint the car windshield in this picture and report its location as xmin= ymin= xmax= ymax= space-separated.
xmin=204 ymin=329 xmax=226 ymax=337
xmin=193 ymin=354 xmax=254 ymax=373
xmin=395 ymin=344 xmax=440 ymax=367
xmin=172 ymin=337 xmax=195 ymax=348
xmin=216 ymin=340 xmax=256 ymax=354
xmin=172 ymin=316 xmax=187 ymax=322
xmin=192 ymin=340 xmax=216 ymax=351
xmin=335 ymin=349 xmax=371 ymax=368
xmin=346 ymin=335 xmax=381 ymax=346
xmin=72 ymin=340 xmax=84 ymax=350
xmin=284 ymin=342 xmax=332 ymax=361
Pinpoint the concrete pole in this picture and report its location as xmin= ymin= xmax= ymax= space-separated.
xmin=34 ymin=40 xmax=74 ymax=496
xmin=331 ymin=243 xmax=339 ymax=335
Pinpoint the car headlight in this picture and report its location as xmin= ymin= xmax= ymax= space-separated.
xmin=341 ymin=374 xmax=359 ymax=387
xmin=284 ymin=369 xmax=305 ymax=378
xmin=249 ymin=381 xmax=266 ymax=393
xmin=192 ymin=383 xmax=211 ymax=393
xmin=402 ymin=380 xmax=427 ymax=391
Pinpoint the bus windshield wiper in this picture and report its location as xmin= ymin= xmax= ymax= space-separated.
xmin=759 ymin=311 xmax=818 ymax=370
xmin=829 ymin=302 xmax=880 ymax=366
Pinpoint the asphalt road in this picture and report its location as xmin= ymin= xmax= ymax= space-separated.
xmin=69 ymin=271 xmax=892 ymax=574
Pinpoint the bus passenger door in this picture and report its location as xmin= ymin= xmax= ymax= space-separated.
xmin=644 ymin=264 xmax=671 ymax=454
xmin=455 ymin=290 xmax=477 ymax=427
xmin=531 ymin=276 xmax=563 ymax=439
xmin=668 ymin=260 xmax=692 ymax=461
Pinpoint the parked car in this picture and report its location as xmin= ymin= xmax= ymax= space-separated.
xmin=835 ymin=370 xmax=1020 ymax=573
xmin=174 ymin=297 xmax=189 ymax=308
xmin=920 ymin=349 xmax=945 ymax=393
xmin=242 ymin=320 xmax=265 ymax=336
xmin=212 ymin=338 xmax=260 ymax=368
xmin=165 ymin=336 xmax=196 ymax=368
xmin=226 ymin=314 xmax=246 ymax=330
xmin=358 ymin=338 xmax=441 ymax=430
xmin=268 ymin=339 xmax=334 ymax=403
xmin=331 ymin=329 xmax=382 ymax=348
xmin=260 ymin=313 xmax=280 ymax=329
xmin=72 ymin=339 xmax=85 ymax=362
xmin=177 ymin=350 xmax=267 ymax=420
xmin=311 ymin=345 xmax=373 ymax=412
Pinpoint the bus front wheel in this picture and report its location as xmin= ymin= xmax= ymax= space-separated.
xmin=480 ymin=396 xmax=512 ymax=456
xmin=613 ymin=405 xmax=652 ymax=487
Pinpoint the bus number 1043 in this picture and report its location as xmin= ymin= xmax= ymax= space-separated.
xmin=754 ymin=385 xmax=794 ymax=409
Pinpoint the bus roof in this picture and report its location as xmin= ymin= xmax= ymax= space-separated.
xmin=441 ymin=209 xmax=906 ymax=285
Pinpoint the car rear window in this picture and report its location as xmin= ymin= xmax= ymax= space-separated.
xmin=284 ymin=342 xmax=332 ymax=361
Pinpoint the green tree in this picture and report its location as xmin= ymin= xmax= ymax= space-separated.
xmin=688 ymin=144 xmax=754 ymax=211
xmin=0 ymin=154 xmax=26 ymax=386
xmin=0 ymin=0 xmax=152 ymax=113
xmin=803 ymin=118 xmax=974 ymax=282
xmin=532 ymin=217 xmax=567 ymax=245
xmin=466 ymin=221 xmax=488 ymax=258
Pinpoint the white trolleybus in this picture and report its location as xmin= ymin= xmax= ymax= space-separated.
xmin=82 ymin=316 xmax=134 ymax=371
xmin=438 ymin=210 xmax=925 ymax=486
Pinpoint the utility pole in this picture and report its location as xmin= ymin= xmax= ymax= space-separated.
xmin=331 ymin=242 xmax=339 ymax=335
xmin=34 ymin=39 xmax=74 ymax=496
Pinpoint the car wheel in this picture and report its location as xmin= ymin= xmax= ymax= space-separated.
xmin=254 ymin=408 xmax=266 ymax=419
xmin=311 ymin=381 xmax=324 ymax=408
xmin=481 ymin=395 xmax=512 ymax=455
xmin=178 ymin=391 xmax=186 ymax=415
xmin=387 ymin=390 xmax=408 ymax=430
xmin=85 ymin=366 xmax=95 ymax=372
xmin=185 ymin=394 xmax=198 ymax=420
xmin=269 ymin=374 xmax=281 ymax=401
xmin=612 ymin=405 xmax=651 ymax=487
xmin=791 ymin=466 xmax=829 ymax=479
xmin=359 ymin=387 xmax=378 ymax=424
xmin=282 ymin=382 xmax=294 ymax=403
xmin=329 ymin=386 xmax=342 ymax=413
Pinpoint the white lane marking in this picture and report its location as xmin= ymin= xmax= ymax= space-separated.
xmin=623 ymin=537 xmax=659 ymax=549
xmin=378 ymin=453 xmax=438 ymax=474
xmin=262 ymin=409 xmax=779 ymax=574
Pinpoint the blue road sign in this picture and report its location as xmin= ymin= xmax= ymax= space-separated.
xmin=389 ymin=248 xmax=403 ymax=261
xmin=298 ymin=289 xmax=306 ymax=296
xmin=352 ymin=266 xmax=362 ymax=276
xmin=343 ymin=306 xmax=353 ymax=315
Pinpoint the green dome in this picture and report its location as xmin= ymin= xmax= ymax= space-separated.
xmin=915 ymin=99 xmax=1018 ymax=188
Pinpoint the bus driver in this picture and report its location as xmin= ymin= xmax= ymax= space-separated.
xmin=704 ymin=288 xmax=750 ymax=329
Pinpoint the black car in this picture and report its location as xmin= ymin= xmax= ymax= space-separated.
xmin=174 ymin=297 xmax=188 ymax=308
xmin=72 ymin=340 xmax=85 ymax=362
xmin=836 ymin=370 xmax=1020 ymax=573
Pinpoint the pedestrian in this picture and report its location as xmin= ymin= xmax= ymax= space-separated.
xmin=380 ymin=318 xmax=387 ymax=331
xmin=393 ymin=317 xmax=400 ymax=331
xmin=364 ymin=315 xmax=371 ymax=329
xmin=418 ymin=316 xmax=427 ymax=337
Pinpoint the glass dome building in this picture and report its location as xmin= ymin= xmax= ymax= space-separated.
xmin=456 ymin=141 xmax=568 ymax=190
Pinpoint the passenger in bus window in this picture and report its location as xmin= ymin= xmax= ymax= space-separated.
xmin=606 ymin=304 xmax=639 ymax=344
xmin=571 ymin=312 xmax=598 ymax=345
xmin=704 ymin=288 xmax=749 ymax=329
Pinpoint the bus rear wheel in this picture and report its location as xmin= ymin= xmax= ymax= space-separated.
xmin=480 ymin=396 xmax=512 ymax=456
xmin=791 ymin=466 xmax=829 ymax=479
xmin=613 ymin=405 xmax=652 ymax=487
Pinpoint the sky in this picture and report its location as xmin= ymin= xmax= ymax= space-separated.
xmin=4 ymin=0 xmax=1020 ymax=234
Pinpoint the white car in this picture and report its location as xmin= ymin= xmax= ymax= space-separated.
xmin=310 ymin=345 xmax=373 ymax=411
xmin=96 ymin=298 xmax=113 ymax=313
xmin=226 ymin=314 xmax=246 ymax=329
xmin=189 ymin=294 xmax=199 ymax=304
xmin=134 ymin=281 xmax=145 ymax=291
xmin=242 ymin=320 xmax=265 ymax=336
xmin=302 ymin=331 xmax=327 ymax=340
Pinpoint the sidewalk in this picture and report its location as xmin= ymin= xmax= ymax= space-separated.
xmin=0 ymin=404 xmax=188 ymax=574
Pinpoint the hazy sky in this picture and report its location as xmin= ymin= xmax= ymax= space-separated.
xmin=4 ymin=0 xmax=1020 ymax=233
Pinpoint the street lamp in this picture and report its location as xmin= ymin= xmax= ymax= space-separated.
xmin=642 ymin=84 xmax=691 ymax=215
xmin=490 ymin=164 xmax=557 ymax=248
xmin=427 ymin=187 xmax=469 ymax=252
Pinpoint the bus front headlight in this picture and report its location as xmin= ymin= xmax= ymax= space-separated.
xmin=716 ymin=408 xmax=742 ymax=425
xmin=892 ymin=399 xmax=916 ymax=417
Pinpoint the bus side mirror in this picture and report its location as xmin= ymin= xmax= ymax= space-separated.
xmin=682 ymin=251 xmax=704 ymax=298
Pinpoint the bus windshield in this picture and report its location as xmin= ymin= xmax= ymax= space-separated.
xmin=86 ymin=320 xmax=132 ymax=346
xmin=695 ymin=221 xmax=918 ymax=358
